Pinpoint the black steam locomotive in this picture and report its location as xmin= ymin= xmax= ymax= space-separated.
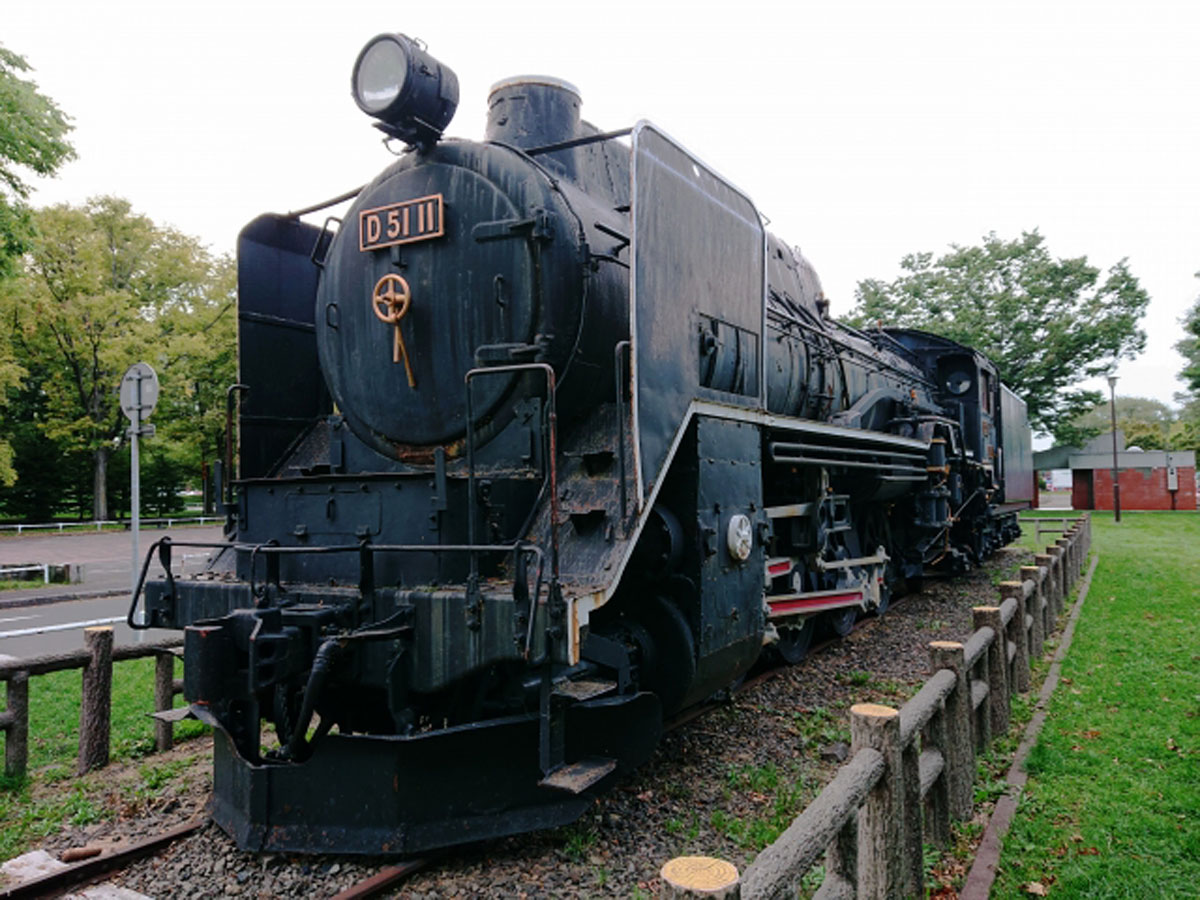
xmin=132 ymin=33 xmax=1032 ymax=856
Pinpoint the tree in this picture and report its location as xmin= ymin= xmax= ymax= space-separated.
xmin=1067 ymin=394 xmax=1200 ymax=454
xmin=1 ymin=197 xmax=233 ymax=520
xmin=0 ymin=45 xmax=74 ymax=486
xmin=0 ymin=368 xmax=80 ymax=518
xmin=151 ymin=255 xmax=236 ymax=512
xmin=1176 ymin=274 xmax=1200 ymax=402
xmin=847 ymin=231 xmax=1150 ymax=442
xmin=0 ymin=44 xmax=75 ymax=275
xmin=1071 ymin=396 xmax=1174 ymax=450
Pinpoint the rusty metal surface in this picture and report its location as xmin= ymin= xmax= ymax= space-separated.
xmin=538 ymin=757 xmax=617 ymax=794
xmin=524 ymin=401 xmax=637 ymax=597
xmin=0 ymin=816 xmax=205 ymax=899
xmin=552 ymin=679 xmax=616 ymax=701
xmin=330 ymin=859 xmax=430 ymax=899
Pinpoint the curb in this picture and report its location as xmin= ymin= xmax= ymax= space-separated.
xmin=959 ymin=552 xmax=1100 ymax=899
xmin=0 ymin=588 xmax=127 ymax=611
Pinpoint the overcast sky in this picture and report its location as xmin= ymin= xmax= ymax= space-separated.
xmin=8 ymin=0 xmax=1199 ymax=422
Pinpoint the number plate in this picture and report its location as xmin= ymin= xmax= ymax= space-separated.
xmin=359 ymin=194 xmax=445 ymax=251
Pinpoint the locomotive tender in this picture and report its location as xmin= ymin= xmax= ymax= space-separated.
xmin=132 ymin=33 xmax=1032 ymax=855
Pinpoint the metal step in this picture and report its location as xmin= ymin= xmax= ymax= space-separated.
xmin=552 ymin=679 xmax=617 ymax=702
xmin=149 ymin=706 xmax=196 ymax=723
xmin=538 ymin=757 xmax=617 ymax=794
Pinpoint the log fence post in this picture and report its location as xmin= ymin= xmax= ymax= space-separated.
xmin=928 ymin=642 xmax=972 ymax=820
xmin=1055 ymin=540 xmax=1071 ymax=594
xmin=849 ymin=704 xmax=903 ymax=900
xmin=821 ymin=811 xmax=858 ymax=899
xmin=153 ymin=651 xmax=176 ymax=753
xmin=973 ymin=607 xmax=1010 ymax=735
xmin=921 ymin=699 xmax=952 ymax=848
xmin=999 ymin=581 xmax=1031 ymax=692
xmin=968 ymin=650 xmax=991 ymax=753
xmin=659 ymin=856 xmax=741 ymax=899
xmin=2 ymin=671 xmax=29 ymax=779
xmin=900 ymin=731 xmax=923 ymax=897
xmin=1020 ymin=566 xmax=1046 ymax=656
xmin=1045 ymin=548 xmax=1060 ymax=609
xmin=78 ymin=626 xmax=114 ymax=775
xmin=1034 ymin=554 xmax=1058 ymax=618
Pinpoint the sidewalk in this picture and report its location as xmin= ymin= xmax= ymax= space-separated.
xmin=0 ymin=582 xmax=127 ymax=610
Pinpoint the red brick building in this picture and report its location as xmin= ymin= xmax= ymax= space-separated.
xmin=1069 ymin=448 xmax=1196 ymax=511
xmin=1033 ymin=432 xmax=1198 ymax=512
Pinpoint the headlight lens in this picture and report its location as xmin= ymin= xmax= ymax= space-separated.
xmin=353 ymin=36 xmax=408 ymax=115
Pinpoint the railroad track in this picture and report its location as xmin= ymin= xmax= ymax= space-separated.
xmin=1 ymin=818 xmax=206 ymax=900
xmin=1 ymin=816 xmax=432 ymax=900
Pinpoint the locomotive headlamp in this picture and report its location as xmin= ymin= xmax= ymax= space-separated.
xmin=351 ymin=33 xmax=459 ymax=147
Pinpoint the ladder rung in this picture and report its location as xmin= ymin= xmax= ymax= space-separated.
xmin=553 ymin=679 xmax=617 ymax=702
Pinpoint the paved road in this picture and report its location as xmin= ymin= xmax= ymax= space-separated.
xmin=0 ymin=524 xmax=224 ymax=659
xmin=0 ymin=523 xmax=224 ymax=566
xmin=0 ymin=594 xmax=180 ymax=657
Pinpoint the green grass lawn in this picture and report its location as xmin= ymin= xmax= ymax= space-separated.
xmin=17 ymin=658 xmax=206 ymax=772
xmin=994 ymin=512 xmax=1200 ymax=897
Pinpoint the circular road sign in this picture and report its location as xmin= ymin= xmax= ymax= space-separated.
xmin=120 ymin=362 xmax=159 ymax=423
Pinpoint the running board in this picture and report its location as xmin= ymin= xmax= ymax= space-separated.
xmin=539 ymin=757 xmax=617 ymax=794
xmin=766 ymin=588 xmax=866 ymax=619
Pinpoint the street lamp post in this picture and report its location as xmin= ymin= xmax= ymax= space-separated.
xmin=1108 ymin=374 xmax=1120 ymax=523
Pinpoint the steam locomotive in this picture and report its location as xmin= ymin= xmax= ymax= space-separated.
xmin=132 ymin=33 xmax=1032 ymax=856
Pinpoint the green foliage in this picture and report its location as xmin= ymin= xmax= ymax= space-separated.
xmin=0 ymin=197 xmax=234 ymax=520
xmin=1068 ymin=395 xmax=1200 ymax=453
xmin=1177 ymin=273 xmax=1200 ymax=404
xmin=0 ymin=45 xmax=75 ymax=274
xmin=138 ymin=757 xmax=188 ymax=793
xmin=847 ymin=231 xmax=1150 ymax=441
xmin=560 ymin=820 xmax=598 ymax=860
xmin=0 ymin=46 xmax=75 ymax=487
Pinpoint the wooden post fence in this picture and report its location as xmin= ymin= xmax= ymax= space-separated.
xmin=0 ymin=634 xmax=183 ymax=780
xmin=664 ymin=515 xmax=1091 ymax=900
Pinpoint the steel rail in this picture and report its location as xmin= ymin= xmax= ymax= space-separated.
xmin=0 ymin=817 xmax=205 ymax=899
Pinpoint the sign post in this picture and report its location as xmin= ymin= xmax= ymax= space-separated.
xmin=120 ymin=363 xmax=159 ymax=602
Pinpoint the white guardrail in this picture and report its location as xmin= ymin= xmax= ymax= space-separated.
xmin=0 ymin=564 xmax=51 ymax=583
xmin=0 ymin=516 xmax=223 ymax=535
